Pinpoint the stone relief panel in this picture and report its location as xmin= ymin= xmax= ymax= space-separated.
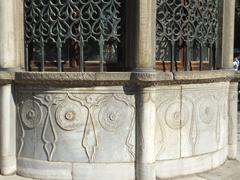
xmin=16 ymin=86 xmax=135 ymax=163
xmin=181 ymin=82 xmax=229 ymax=157
xmin=155 ymin=86 xmax=181 ymax=160
xmin=155 ymin=82 xmax=229 ymax=160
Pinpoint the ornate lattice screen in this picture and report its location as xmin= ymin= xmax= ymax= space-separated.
xmin=24 ymin=0 xmax=123 ymax=72
xmin=156 ymin=0 xmax=219 ymax=71
xmin=235 ymin=0 xmax=240 ymax=49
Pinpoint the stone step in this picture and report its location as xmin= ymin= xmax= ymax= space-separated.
xmin=1 ymin=160 xmax=240 ymax=180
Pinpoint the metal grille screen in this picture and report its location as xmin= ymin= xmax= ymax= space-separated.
xmin=24 ymin=0 xmax=123 ymax=72
xmin=235 ymin=0 xmax=240 ymax=49
xmin=156 ymin=0 xmax=219 ymax=71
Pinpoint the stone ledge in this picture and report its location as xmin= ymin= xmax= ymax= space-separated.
xmin=0 ymin=72 xmax=14 ymax=85
xmin=174 ymin=70 xmax=236 ymax=82
xmin=0 ymin=70 xmax=238 ymax=87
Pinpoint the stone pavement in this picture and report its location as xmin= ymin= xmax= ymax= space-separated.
xmin=2 ymin=114 xmax=240 ymax=180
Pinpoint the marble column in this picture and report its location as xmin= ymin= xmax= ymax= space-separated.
xmin=0 ymin=84 xmax=16 ymax=175
xmin=135 ymin=87 xmax=156 ymax=180
xmin=0 ymin=0 xmax=24 ymax=175
xmin=130 ymin=0 xmax=156 ymax=71
xmin=0 ymin=0 xmax=24 ymax=70
xmin=222 ymin=0 xmax=236 ymax=69
xmin=228 ymin=82 xmax=238 ymax=159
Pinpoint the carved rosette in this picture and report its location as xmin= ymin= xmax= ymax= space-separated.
xmin=20 ymin=100 xmax=42 ymax=129
xmin=164 ymin=101 xmax=189 ymax=130
xmin=98 ymin=96 xmax=126 ymax=132
xmin=56 ymin=100 xmax=82 ymax=131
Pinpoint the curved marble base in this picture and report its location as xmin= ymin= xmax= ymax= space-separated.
xmin=17 ymin=158 xmax=135 ymax=180
xmin=156 ymin=147 xmax=228 ymax=178
xmin=12 ymin=72 xmax=237 ymax=179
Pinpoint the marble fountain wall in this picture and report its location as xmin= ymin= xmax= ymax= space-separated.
xmin=1 ymin=71 xmax=235 ymax=180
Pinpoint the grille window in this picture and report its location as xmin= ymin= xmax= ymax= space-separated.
xmin=24 ymin=0 xmax=123 ymax=72
xmin=235 ymin=0 xmax=240 ymax=50
xmin=156 ymin=0 xmax=219 ymax=71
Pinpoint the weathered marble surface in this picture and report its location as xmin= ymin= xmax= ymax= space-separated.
xmin=0 ymin=72 xmax=14 ymax=85
xmin=16 ymin=87 xmax=136 ymax=163
xmin=14 ymin=81 xmax=234 ymax=179
xmin=0 ymin=0 xmax=24 ymax=70
xmin=0 ymin=84 xmax=16 ymax=175
xmin=228 ymin=82 xmax=238 ymax=159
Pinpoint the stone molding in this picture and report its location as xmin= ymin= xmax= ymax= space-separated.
xmin=7 ymin=70 xmax=239 ymax=87
xmin=0 ymin=72 xmax=14 ymax=85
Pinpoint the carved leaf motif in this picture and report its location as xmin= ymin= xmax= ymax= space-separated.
xmin=216 ymin=108 xmax=221 ymax=147
xmin=198 ymin=95 xmax=217 ymax=124
xmin=42 ymin=106 xmax=58 ymax=161
xmin=189 ymin=106 xmax=197 ymax=155
xmin=82 ymin=111 xmax=97 ymax=162
xmin=17 ymin=103 xmax=25 ymax=157
xmin=126 ymin=112 xmax=135 ymax=159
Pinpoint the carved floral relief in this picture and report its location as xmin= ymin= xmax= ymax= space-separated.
xmin=17 ymin=89 xmax=135 ymax=163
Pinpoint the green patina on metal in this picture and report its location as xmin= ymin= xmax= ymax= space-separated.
xmin=235 ymin=0 xmax=240 ymax=49
xmin=156 ymin=0 xmax=219 ymax=71
xmin=24 ymin=0 xmax=122 ymax=72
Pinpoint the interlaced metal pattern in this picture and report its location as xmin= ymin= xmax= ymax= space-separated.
xmin=237 ymin=0 xmax=240 ymax=16
xmin=24 ymin=0 xmax=122 ymax=72
xmin=236 ymin=0 xmax=240 ymax=49
xmin=156 ymin=0 xmax=219 ymax=71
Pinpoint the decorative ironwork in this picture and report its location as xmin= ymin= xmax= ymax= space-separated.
xmin=237 ymin=0 xmax=240 ymax=16
xmin=156 ymin=0 xmax=219 ymax=71
xmin=235 ymin=0 xmax=240 ymax=49
xmin=24 ymin=0 xmax=122 ymax=72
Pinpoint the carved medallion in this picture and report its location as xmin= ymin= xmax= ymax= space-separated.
xmin=20 ymin=100 xmax=42 ymax=129
xmin=56 ymin=100 xmax=82 ymax=131
xmin=98 ymin=97 xmax=126 ymax=131
xmin=164 ymin=101 xmax=189 ymax=129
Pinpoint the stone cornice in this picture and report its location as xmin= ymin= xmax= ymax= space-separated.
xmin=0 ymin=70 xmax=238 ymax=87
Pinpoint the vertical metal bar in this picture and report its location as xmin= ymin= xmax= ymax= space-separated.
xmin=171 ymin=41 xmax=176 ymax=71
xmin=25 ymin=44 xmax=29 ymax=71
xmin=79 ymin=41 xmax=84 ymax=72
xmin=185 ymin=40 xmax=191 ymax=71
xmin=209 ymin=45 xmax=213 ymax=70
xmin=212 ymin=44 xmax=216 ymax=70
xmin=99 ymin=35 xmax=104 ymax=72
xmin=40 ymin=39 xmax=45 ymax=72
xmin=162 ymin=61 xmax=165 ymax=72
xmin=199 ymin=43 xmax=203 ymax=71
xmin=57 ymin=39 xmax=62 ymax=72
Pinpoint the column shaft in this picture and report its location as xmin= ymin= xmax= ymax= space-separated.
xmin=136 ymin=88 xmax=156 ymax=180
xmin=133 ymin=0 xmax=156 ymax=71
xmin=0 ymin=0 xmax=24 ymax=70
xmin=222 ymin=0 xmax=236 ymax=69
xmin=0 ymin=84 xmax=16 ymax=175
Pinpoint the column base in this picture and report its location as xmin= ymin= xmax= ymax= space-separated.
xmin=228 ymin=144 xmax=237 ymax=159
xmin=136 ymin=163 xmax=156 ymax=180
xmin=0 ymin=156 xmax=16 ymax=175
